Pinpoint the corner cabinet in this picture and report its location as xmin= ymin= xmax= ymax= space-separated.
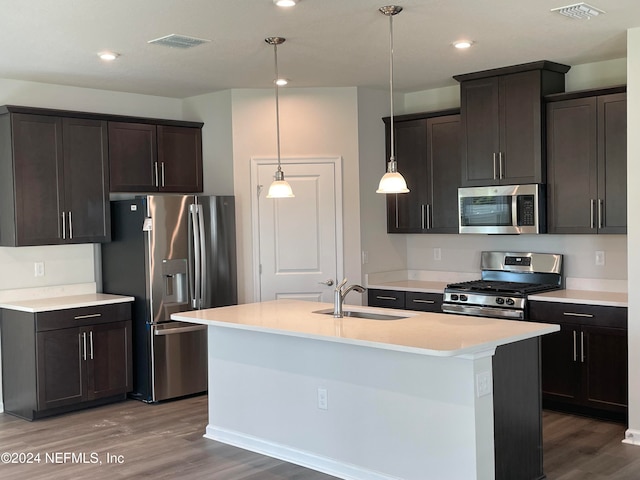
xmin=454 ymin=61 xmax=569 ymax=187
xmin=383 ymin=110 xmax=461 ymax=233
xmin=0 ymin=108 xmax=110 ymax=246
xmin=546 ymin=87 xmax=627 ymax=234
xmin=1 ymin=302 xmax=133 ymax=420
xmin=529 ymin=301 xmax=627 ymax=420
xmin=109 ymin=122 xmax=203 ymax=193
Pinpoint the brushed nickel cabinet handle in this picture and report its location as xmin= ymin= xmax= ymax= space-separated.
xmin=68 ymin=211 xmax=73 ymax=239
xmin=426 ymin=204 xmax=431 ymax=229
xmin=598 ymin=199 xmax=603 ymax=229
xmin=563 ymin=312 xmax=594 ymax=318
xmin=493 ymin=153 xmax=497 ymax=179
xmin=89 ymin=331 xmax=94 ymax=360
xmin=74 ymin=313 xmax=102 ymax=320
xmin=580 ymin=331 xmax=585 ymax=363
xmin=161 ymin=162 xmax=166 ymax=187
xmin=499 ymin=152 xmax=504 ymax=179
xmin=154 ymin=161 xmax=159 ymax=187
xmin=421 ymin=204 xmax=426 ymax=230
xmin=82 ymin=332 xmax=87 ymax=361
xmin=412 ymin=299 xmax=435 ymax=304
xmin=376 ymin=295 xmax=397 ymax=301
xmin=573 ymin=330 xmax=577 ymax=362
xmin=62 ymin=212 xmax=66 ymax=240
xmin=590 ymin=199 xmax=595 ymax=229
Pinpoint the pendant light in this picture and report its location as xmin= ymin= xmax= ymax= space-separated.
xmin=376 ymin=5 xmax=409 ymax=194
xmin=265 ymin=36 xmax=295 ymax=199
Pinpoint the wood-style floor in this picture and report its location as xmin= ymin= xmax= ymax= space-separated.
xmin=0 ymin=395 xmax=638 ymax=479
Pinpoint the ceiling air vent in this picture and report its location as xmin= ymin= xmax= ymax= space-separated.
xmin=148 ymin=34 xmax=211 ymax=49
xmin=551 ymin=2 xmax=605 ymax=19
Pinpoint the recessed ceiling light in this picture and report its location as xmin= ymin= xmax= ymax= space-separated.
xmin=98 ymin=51 xmax=119 ymax=61
xmin=452 ymin=40 xmax=474 ymax=49
xmin=273 ymin=0 xmax=298 ymax=6
xmin=275 ymin=78 xmax=288 ymax=86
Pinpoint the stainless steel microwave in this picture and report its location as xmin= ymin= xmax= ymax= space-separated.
xmin=458 ymin=184 xmax=546 ymax=234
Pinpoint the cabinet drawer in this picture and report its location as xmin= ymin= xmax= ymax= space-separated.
xmin=367 ymin=289 xmax=405 ymax=309
xmin=405 ymin=292 xmax=443 ymax=312
xmin=529 ymin=301 xmax=626 ymax=329
xmin=36 ymin=303 xmax=132 ymax=332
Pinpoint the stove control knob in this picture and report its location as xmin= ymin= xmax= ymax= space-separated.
xmin=496 ymin=297 xmax=505 ymax=305
xmin=506 ymin=298 xmax=515 ymax=306
xmin=451 ymin=294 xmax=459 ymax=301
xmin=459 ymin=295 xmax=468 ymax=302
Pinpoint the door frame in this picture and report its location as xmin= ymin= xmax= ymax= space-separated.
xmin=250 ymin=156 xmax=344 ymax=302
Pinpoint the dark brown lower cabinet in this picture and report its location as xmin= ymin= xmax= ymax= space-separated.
xmin=367 ymin=288 xmax=443 ymax=312
xmin=529 ymin=300 xmax=627 ymax=420
xmin=1 ymin=302 xmax=132 ymax=420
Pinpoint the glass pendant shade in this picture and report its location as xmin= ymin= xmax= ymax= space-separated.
xmin=376 ymin=160 xmax=409 ymax=194
xmin=266 ymin=169 xmax=295 ymax=198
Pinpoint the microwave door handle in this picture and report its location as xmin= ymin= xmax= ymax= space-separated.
xmin=512 ymin=194 xmax=519 ymax=230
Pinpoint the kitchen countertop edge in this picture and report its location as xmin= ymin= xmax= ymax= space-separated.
xmin=0 ymin=293 xmax=135 ymax=313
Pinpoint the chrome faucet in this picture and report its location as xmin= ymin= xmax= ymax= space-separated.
xmin=334 ymin=278 xmax=366 ymax=318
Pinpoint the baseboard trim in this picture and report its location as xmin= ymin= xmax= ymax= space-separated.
xmin=205 ymin=425 xmax=401 ymax=480
xmin=623 ymin=428 xmax=640 ymax=446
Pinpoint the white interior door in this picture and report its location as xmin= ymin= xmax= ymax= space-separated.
xmin=253 ymin=158 xmax=342 ymax=303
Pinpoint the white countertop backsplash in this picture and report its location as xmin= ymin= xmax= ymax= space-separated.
xmin=0 ymin=283 xmax=97 ymax=304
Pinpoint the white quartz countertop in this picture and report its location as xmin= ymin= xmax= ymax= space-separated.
xmin=529 ymin=289 xmax=628 ymax=307
xmin=0 ymin=293 xmax=134 ymax=313
xmin=171 ymin=299 xmax=559 ymax=357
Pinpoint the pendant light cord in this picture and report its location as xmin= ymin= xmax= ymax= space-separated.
xmin=388 ymin=12 xmax=395 ymax=164
xmin=274 ymin=43 xmax=282 ymax=173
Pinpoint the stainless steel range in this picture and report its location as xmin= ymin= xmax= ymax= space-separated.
xmin=442 ymin=251 xmax=563 ymax=320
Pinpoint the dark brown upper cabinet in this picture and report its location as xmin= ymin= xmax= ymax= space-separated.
xmin=383 ymin=110 xmax=461 ymax=234
xmin=454 ymin=61 xmax=569 ymax=187
xmin=0 ymin=108 xmax=110 ymax=246
xmin=109 ymin=122 xmax=203 ymax=193
xmin=546 ymin=87 xmax=627 ymax=234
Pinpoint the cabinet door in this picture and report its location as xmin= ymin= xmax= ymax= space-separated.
xmin=157 ymin=126 xmax=203 ymax=192
xmin=36 ymin=328 xmax=84 ymax=410
xmin=540 ymin=325 xmax=582 ymax=404
xmin=108 ymin=122 xmax=157 ymax=192
xmin=385 ymin=119 xmax=428 ymax=232
xmin=500 ymin=71 xmax=544 ymax=184
xmin=546 ymin=97 xmax=598 ymax=233
xmin=11 ymin=114 xmax=64 ymax=245
xmin=597 ymin=93 xmax=627 ymax=233
xmin=86 ymin=321 xmax=132 ymax=400
xmin=460 ymin=77 xmax=500 ymax=186
xmin=582 ymin=325 xmax=627 ymax=412
xmin=426 ymin=115 xmax=460 ymax=233
xmin=62 ymin=118 xmax=110 ymax=243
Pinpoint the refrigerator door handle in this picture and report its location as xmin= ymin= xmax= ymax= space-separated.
xmin=198 ymin=204 xmax=207 ymax=309
xmin=190 ymin=204 xmax=201 ymax=309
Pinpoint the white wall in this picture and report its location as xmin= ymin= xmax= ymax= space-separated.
xmin=0 ymin=79 xmax=184 ymax=298
xmin=229 ymin=87 xmax=363 ymax=304
xmin=625 ymin=27 xmax=640 ymax=442
xmin=183 ymin=90 xmax=234 ymax=195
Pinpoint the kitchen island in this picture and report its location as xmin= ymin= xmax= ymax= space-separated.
xmin=172 ymin=299 xmax=559 ymax=480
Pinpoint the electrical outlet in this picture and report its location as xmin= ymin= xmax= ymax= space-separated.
xmin=34 ymin=262 xmax=45 ymax=277
xmin=317 ymin=388 xmax=328 ymax=410
xmin=595 ymin=251 xmax=605 ymax=266
xmin=476 ymin=371 xmax=492 ymax=397
xmin=434 ymin=248 xmax=442 ymax=261
xmin=361 ymin=251 xmax=369 ymax=265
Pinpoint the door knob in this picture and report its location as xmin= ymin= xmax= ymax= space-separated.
xmin=318 ymin=279 xmax=334 ymax=286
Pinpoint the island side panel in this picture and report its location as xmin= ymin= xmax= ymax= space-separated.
xmin=205 ymin=325 xmax=495 ymax=480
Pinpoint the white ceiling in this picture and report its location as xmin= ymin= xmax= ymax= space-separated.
xmin=1 ymin=0 xmax=638 ymax=99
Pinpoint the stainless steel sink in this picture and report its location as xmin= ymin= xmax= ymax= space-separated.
xmin=312 ymin=308 xmax=407 ymax=320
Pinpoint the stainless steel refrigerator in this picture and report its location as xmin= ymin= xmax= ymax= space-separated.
xmin=101 ymin=195 xmax=237 ymax=402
